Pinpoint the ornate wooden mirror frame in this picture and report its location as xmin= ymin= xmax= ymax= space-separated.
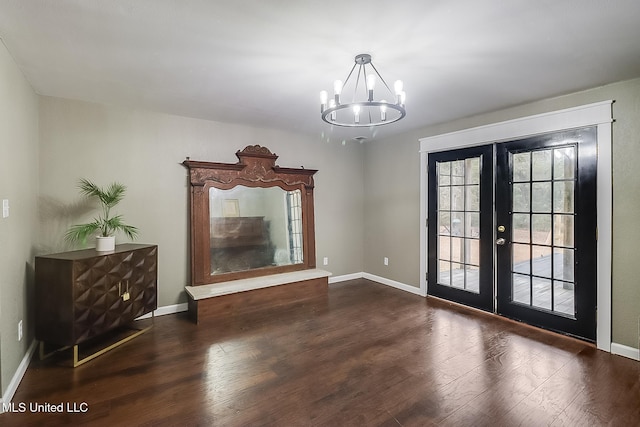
xmin=183 ymin=145 xmax=317 ymax=285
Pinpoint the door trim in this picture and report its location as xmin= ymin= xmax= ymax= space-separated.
xmin=419 ymin=100 xmax=613 ymax=351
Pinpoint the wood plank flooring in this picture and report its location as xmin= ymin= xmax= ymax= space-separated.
xmin=2 ymin=279 xmax=639 ymax=426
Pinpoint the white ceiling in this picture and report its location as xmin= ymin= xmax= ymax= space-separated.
xmin=2 ymin=1 xmax=640 ymax=143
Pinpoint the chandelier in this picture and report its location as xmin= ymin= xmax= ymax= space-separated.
xmin=320 ymin=53 xmax=406 ymax=127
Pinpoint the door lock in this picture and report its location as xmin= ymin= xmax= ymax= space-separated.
xmin=497 ymin=225 xmax=505 ymax=233
xmin=496 ymin=238 xmax=506 ymax=245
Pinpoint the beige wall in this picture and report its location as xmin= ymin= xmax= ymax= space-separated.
xmin=0 ymin=42 xmax=39 ymax=397
xmin=38 ymin=97 xmax=365 ymax=307
xmin=364 ymin=77 xmax=640 ymax=348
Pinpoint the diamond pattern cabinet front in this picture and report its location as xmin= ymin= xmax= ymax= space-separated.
xmin=35 ymin=244 xmax=158 ymax=347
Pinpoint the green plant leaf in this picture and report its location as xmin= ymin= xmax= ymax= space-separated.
xmin=64 ymin=221 xmax=101 ymax=244
xmin=66 ymin=178 xmax=138 ymax=244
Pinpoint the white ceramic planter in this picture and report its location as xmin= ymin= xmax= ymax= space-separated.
xmin=96 ymin=236 xmax=116 ymax=252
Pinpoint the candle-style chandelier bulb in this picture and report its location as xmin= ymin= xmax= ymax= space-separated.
xmin=333 ymin=80 xmax=343 ymax=104
xmin=394 ymin=80 xmax=404 ymax=95
xmin=353 ymin=104 xmax=361 ymax=124
xmin=367 ymin=74 xmax=376 ymax=102
xmin=329 ymin=99 xmax=336 ymax=120
xmin=380 ymin=100 xmax=388 ymax=121
xmin=320 ymin=90 xmax=328 ymax=112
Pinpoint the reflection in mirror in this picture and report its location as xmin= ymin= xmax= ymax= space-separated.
xmin=209 ymin=186 xmax=303 ymax=275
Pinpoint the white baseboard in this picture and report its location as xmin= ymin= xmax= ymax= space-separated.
xmin=363 ymin=273 xmax=426 ymax=296
xmin=328 ymin=272 xmax=425 ymax=297
xmin=1 ymin=340 xmax=37 ymax=413
xmin=136 ymin=303 xmax=188 ymax=320
xmin=329 ymin=272 xmax=364 ymax=283
xmin=611 ymin=342 xmax=640 ymax=361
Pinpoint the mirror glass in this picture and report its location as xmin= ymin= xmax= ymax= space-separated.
xmin=209 ymin=186 xmax=304 ymax=275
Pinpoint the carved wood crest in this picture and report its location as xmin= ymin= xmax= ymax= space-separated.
xmin=183 ymin=145 xmax=316 ymax=189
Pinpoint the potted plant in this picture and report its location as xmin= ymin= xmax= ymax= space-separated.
xmin=65 ymin=178 xmax=138 ymax=251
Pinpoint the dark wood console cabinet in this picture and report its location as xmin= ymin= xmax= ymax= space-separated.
xmin=35 ymin=244 xmax=158 ymax=366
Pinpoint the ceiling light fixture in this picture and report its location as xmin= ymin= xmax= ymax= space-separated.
xmin=320 ymin=54 xmax=406 ymax=127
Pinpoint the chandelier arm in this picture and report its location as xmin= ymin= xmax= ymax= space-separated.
xmin=369 ymin=62 xmax=394 ymax=96
xmin=342 ymin=63 xmax=358 ymax=96
xmin=361 ymin=64 xmax=369 ymax=100
xmin=352 ymin=64 xmax=364 ymax=104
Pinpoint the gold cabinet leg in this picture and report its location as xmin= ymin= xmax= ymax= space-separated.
xmin=71 ymin=318 xmax=154 ymax=367
xmin=39 ymin=314 xmax=154 ymax=367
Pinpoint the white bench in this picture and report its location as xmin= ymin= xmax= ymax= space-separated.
xmin=185 ymin=269 xmax=332 ymax=323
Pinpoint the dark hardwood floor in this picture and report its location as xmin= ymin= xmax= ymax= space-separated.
xmin=2 ymin=279 xmax=639 ymax=426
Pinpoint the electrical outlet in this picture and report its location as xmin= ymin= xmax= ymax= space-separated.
xmin=323 ymin=257 xmax=328 ymax=266
xmin=384 ymin=257 xmax=389 ymax=266
xmin=18 ymin=320 xmax=23 ymax=341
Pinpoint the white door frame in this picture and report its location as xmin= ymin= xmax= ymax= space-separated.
xmin=419 ymin=101 xmax=613 ymax=351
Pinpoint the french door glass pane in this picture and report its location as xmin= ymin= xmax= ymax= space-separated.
xmin=451 ymin=263 xmax=465 ymax=288
xmin=531 ymin=214 xmax=551 ymax=244
xmin=512 ymin=214 xmax=530 ymax=243
xmin=451 ymin=186 xmax=464 ymax=211
xmin=439 ymin=186 xmax=450 ymax=209
xmin=439 ymin=236 xmax=451 ymax=261
xmin=532 ymin=183 xmax=551 ymax=212
xmin=553 ymin=147 xmax=576 ymax=179
xmin=451 ymin=212 xmax=464 ymax=236
xmin=465 ymin=212 xmax=479 ymax=238
xmin=465 ymin=239 xmax=479 ymax=266
xmin=439 ymin=162 xmax=451 ymax=185
xmin=553 ymin=280 xmax=575 ymax=315
xmin=509 ymin=146 xmax=577 ymax=317
xmin=553 ymin=182 xmax=574 ymax=213
xmin=439 ymin=261 xmax=451 ymax=286
xmin=465 ymin=185 xmax=480 ymax=211
xmin=532 ymin=150 xmax=552 ymax=180
xmin=512 ymin=243 xmax=531 ymax=274
xmin=532 ymin=277 xmax=552 ymax=310
xmin=513 ymin=273 xmax=531 ymax=304
xmin=451 ymin=161 xmax=464 ymax=185
xmin=532 ymin=245 xmax=552 ymax=277
xmin=451 ymin=238 xmax=464 ymax=263
xmin=512 ymin=152 xmax=531 ymax=182
xmin=465 ymin=265 xmax=480 ymax=292
xmin=553 ymin=215 xmax=574 ymax=247
xmin=513 ymin=183 xmax=530 ymax=211
xmin=436 ymin=157 xmax=482 ymax=294
xmin=465 ymin=158 xmax=480 ymax=184
xmin=554 ymin=249 xmax=575 ymax=282
xmin=439 ymin=211 xmax=450 ymax=235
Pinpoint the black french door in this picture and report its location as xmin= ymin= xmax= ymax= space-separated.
xmin=495 ymin=128 xmax=597 ymax=341
xmin=427 ymin=127 xmax=597 ymax=341
xmin=427 ymin=145 xmax=494 ymax=312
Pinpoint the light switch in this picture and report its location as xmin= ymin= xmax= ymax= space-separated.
xmin=2 ymin=199 xmax=8 ymax=218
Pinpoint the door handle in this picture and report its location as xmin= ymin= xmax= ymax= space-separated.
xmin=496 ymin=238 xmax=506 ymax=246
